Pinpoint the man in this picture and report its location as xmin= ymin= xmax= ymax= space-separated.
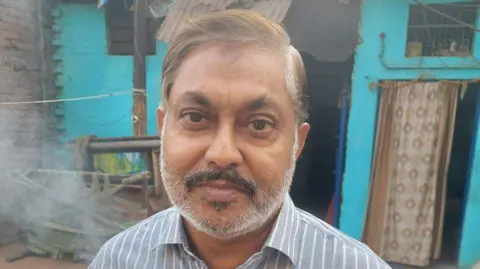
xmin=88 ymin=9 xmax=391 ymax=269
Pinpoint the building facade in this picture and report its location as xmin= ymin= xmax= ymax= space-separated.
xmin=0 ymin=0 xmax=56 ymax=169
xmin=341 ymin=0 xmax=480 ymax=268
xmin=0 ymin=0 xmax=56 ymax=244
xmin=53 ymin=2 xmax=167 ymax=144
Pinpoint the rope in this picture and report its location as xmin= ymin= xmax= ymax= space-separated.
xmin=374 ymin=78 xmax=480 ymax=99
xmin=0 ymin=91 xmax=131 ymax=106
xmin=375 ymin=78 xmax=480 ymax=89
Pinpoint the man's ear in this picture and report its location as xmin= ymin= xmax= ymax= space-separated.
xmin=157 ymin=107 xmax=165 ymax=135
xmin=295 ymin=122 xmax=310 ymax=160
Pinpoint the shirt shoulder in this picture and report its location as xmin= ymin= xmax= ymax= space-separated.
xmin=296 ymin=208 xmax=392 ymax=269
xmin=87 ymin=208 xmax=176 ymax=269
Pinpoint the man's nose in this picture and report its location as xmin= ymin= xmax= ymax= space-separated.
xmin=204 ymin=126 xmax=243 ymax=169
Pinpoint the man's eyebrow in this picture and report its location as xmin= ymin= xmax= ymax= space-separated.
xmin=245 ymin=96 xmax=279 ymax=112
xmin=176 ymin=91 xmax=211 ymax=107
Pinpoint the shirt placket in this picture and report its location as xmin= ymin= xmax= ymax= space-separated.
xmin=181 ymin=246 xmax=265 ymax=269
xmin=181 ymin=244 xmax=208 ymax=269
xmin=237 ymin=252 xmax=264 ymax=269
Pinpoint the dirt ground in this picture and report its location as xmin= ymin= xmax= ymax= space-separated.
xmin=0 ymin=244 xmax=87 ymax=269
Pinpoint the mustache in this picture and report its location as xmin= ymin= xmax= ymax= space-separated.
xmin=184 ymin=168 xmax=256 ymax=196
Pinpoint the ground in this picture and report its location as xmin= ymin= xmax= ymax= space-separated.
xmin=0 ymin=244 xmax=87 ymax=269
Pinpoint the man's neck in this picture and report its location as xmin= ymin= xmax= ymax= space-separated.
xmin=183 ymin=211 xmax=280 ymax=269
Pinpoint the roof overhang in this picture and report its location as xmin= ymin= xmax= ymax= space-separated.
xmin=155 ymin=0 xmax=292 ymax=42
xmin=99 ymin=0 xmax=361 ymax=62
xmin=98 ymin=0 xmax=175 ymax=18
xmin=97 ymin=0 xmax=108 ymax=8
xmin=283 ymin=0 xmax=361 ymax=62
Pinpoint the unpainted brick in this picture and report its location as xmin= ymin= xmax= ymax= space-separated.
xmin=0 ymin=0 xmax=32 ymax=12
xmin=0 ymin=0 xmax=54 ymax=172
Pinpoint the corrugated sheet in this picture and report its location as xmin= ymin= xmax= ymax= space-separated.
xmin=99 ymin=0 xmax=360 ymax=62
xmin=155 ymin=0 xmax=292 ymax=42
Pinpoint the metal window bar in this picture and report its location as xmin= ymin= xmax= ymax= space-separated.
xmin=406 ymin=3 xmax=477 ymax=57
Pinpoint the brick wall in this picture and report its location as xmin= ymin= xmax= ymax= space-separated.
xmin=0 ymin=0 xmax=56 ymax=170
xmin=0 ymin=0 xmax=55 ymax=244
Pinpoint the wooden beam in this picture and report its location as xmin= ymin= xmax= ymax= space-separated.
xmin=133 ymin=0 xmax=148 ymax=136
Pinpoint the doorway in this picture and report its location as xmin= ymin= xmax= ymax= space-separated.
xmin=364 ymin=81 xmax=478 ymax=268
xmin=439 ymin=83 xmax=478 ymax=266
xmin=290 ymin=53 xmax=352 ymax=222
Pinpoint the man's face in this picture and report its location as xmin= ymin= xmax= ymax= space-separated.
xmin=157 ymin=45 xmax=309 ymax=238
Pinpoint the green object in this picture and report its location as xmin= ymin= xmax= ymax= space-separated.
xmin=93 ymin=153 xmax=147 ymax=175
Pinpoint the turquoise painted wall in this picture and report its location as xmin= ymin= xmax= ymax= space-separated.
xmin=53 ymin=3 xmax=167 ymax=143
xmin=341 ymin=0 xmax=480 ymax=268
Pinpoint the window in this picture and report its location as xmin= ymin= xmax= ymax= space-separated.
xmin=104 ymin=0 xmax=157 ymax=55
xmin=406 ymin=3 xmax=477 ymax=57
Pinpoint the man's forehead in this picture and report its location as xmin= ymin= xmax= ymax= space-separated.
xmin=176 ymin=44 xmax=284 ymax=81
xmin=167 ymin=45 xmax=289 ymax=110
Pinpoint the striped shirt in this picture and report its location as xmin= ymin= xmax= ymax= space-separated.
xmin=88 ymin=195 xmax=391 ymax=269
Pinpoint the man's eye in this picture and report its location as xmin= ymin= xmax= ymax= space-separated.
xmin=188 ymin=113 xmax=203 ymax=123
xmin=249 ymin=120 xmax=273 ymax=131
xmin=182 ymin=112 xmax=204 ymax=123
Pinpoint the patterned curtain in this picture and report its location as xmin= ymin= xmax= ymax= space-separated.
xmin=364 ymin=82 xmax=458 ymax=267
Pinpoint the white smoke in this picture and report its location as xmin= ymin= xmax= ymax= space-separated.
xmin=0 ymin=109 xmax=128 ymax=263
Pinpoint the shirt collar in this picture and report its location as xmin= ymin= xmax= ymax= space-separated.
xmin=263 ymin=194 xmax=300 ymax=265
xmin=151 ymin=195 xmax=300 ymax=265
xmin=152 ymin=207 xmax=185 ymax=247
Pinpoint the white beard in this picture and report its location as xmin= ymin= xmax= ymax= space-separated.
xmin=159 ymin=118 xmax=298 ymax=239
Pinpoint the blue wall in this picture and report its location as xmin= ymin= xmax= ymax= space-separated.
xmin=341 ymin=0 xmax=480 ymax=268
xmin=53 ymin=3 xmax=167 ymax=143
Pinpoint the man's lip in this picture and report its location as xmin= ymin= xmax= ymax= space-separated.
xmin=202 ymin=186 xmax=238 ymax=202
xmin=198 ymin=180 xmax=245 ymax=192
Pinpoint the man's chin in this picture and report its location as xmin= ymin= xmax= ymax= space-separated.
xmin=199 ymin=203 xmax=245 ymax=219
xmin=184 ymin=193 xmax=251 ymax=213
xmin=181 ymin=205 xmax=246 ymax=227
xmin=194 ymin=218 xmax=246 ymax=239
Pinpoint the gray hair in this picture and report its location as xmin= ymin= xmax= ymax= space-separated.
xmin=160 ymin=9 xmax=309 ymax=122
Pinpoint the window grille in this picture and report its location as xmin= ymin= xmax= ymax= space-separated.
xmin=406 ymin=3 xmax=477 ymax=57
xmin=104 ymin=0 xmax=157 ymax=56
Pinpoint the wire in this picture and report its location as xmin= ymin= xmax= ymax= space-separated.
xmin=0 ymin=91 xmax=131 ymax=106
xmin=69 ymin=111 xmax=131 ymax=126
xmin=375 ymin=78 xmax=480 ymax=90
